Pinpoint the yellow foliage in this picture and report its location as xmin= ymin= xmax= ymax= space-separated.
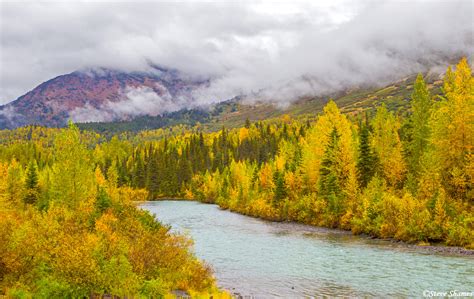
xmin=301 ymin=100 xmax=357 ymax=193
xmin=275 ymin=155 xmax=285 ymax=171
xmin=95 ymin=166 xmax=106 ymax=187
xmin=284 ymin=171 xmax=302 ymax=198
xmin=118 ymin=186 xmax=149 ymax=202
xmin=1 ymin=59 xmax=474 ymax=298
xmin=281 ymin=114 xmax=292 ymax=123
xmin=239 ymin=127 xmax=249 ymax=141
xmin=431 ymin=57 xmax=473 ymax=199
xmin=259 ymin=164 xmax=274 ymax=191
xmin=371 ymin=105 xmax=406 ymax=187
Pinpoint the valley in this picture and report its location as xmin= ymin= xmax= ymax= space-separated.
xmin=1 ymin=1 xmax=472 ymax=296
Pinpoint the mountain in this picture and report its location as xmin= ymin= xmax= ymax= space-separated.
xmin=76 ymin=73 xmax=444 ymax=135
xmin=0 ymin=65 xmax=445 ymax=132
xmin=205 ymin=73 xmax=444 ymax=130
xmin=0 ymin=66 xmax=207 ymax=129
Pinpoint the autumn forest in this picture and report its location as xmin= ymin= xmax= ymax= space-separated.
xmin=0 ymin=58 xmax=473 ymax=297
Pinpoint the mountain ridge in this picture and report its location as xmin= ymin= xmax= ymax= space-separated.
xmin=0 ymin=66 xmax=445 ymax=131
xmin=0 ymin=66 xmax=207 ymax=129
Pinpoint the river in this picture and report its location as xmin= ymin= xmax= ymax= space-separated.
xmin=141 ymin=200 xmax=474 ymax=298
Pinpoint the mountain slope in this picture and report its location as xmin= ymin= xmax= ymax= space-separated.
xmin=0 ymin=67 xmax=206 ymax=129
xmin=0 ymin=66 xmax=444 ymax=132
xmin=206 ymin=73 xmax=444 ymax=130
xmin=75 ymin=73 xmax=444 ymax=135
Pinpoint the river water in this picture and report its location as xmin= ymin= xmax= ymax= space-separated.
xmin=141 ymin=200 xmax=474 ymax=298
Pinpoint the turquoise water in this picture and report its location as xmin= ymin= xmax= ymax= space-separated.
xmin=141 ymin=201 xmax=474 ymax=297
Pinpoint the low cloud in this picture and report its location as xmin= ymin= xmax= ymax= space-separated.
xmin=69 ymin=104 xmax=110 ymax=123
xmin=0 ymin=105 xmax=20 ymax=122
xmin=188 ymin=0 xmax=472 ymax=107
xmin=0 ymin=105 xmax=24 ymax=128
xmin=1 ymin=0 xmax=472 ymax=111
xmin=69 ymin=86 xmax=194 ymax=122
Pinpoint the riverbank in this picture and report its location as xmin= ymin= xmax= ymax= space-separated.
xmin=386 ymin=239 xmax=474 ymax=256
xmin=239 ymin=213 xmax=474 ymax=257
xmin=132 ymin=197 xmax=191 ymax=205
xmin=142 ymin=199 xmax=474 ymax=257
xmin=249 ymin=215 xmax=474 ymax=257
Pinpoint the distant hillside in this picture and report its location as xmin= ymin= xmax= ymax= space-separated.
xmin=206 ymin=72 xmax=444 ymax=130
xmin=0 ymin=66 xmax=206 ymax=129
xmin=76 ymin=72 xmax=444 ymax=135
xmin=76 ymin=109 xmax=212 ymax=134
xmin=0 ymin=65 xmax=444 ymax=132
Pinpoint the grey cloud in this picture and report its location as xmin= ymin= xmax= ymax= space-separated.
xmin=69 ymin=104 xmax=111 ymax=123
xmin=1 ymin=0 xmax=472 ymax=110
xmin=191 ymin=0 xmax=473 ymax=106
xmin=69 ymin=86 xmax=194 ymax=122
xmin=0 ymin=105 xmax=18 ymax=120
xmin=109 ymin=86 xmax=190 ymax=117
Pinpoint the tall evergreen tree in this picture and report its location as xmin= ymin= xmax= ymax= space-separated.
xmin=319 ymin=128 xmax=342 ymax=201
xmin=24 ymin=160 xmax=39 ymax=205
xmin=357 ymin=124 xmax=377 ymax=188
xmin=146 ymin=152 xmax=160 ymax=198
xmin=133 ymin=153 xmax=146 ymax=188
xmin=273 ymin=170 xmax=287 ymax=206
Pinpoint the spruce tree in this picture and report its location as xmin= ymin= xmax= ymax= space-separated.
xmin=273 ymin=170 xmax=287 ymax=206
xmin=24 ymin=160 xmax=39 ymax=205
xmin=134 ymin=153 xmax=146 ymax=188
xmin=146 ymin=151 xmax=160 ymax=198
xmin=319 ymin=128 xmax=342 ymax=201
xmin=357 ymin=124 xmax=377 ymax=188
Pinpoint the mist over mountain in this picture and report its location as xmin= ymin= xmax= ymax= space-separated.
xmin=0 ymin=61 xmax=446 ymax=130
xmin=0 ymin=66 xmax=207 ymax=128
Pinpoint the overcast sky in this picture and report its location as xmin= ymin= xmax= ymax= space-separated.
xmin=0 ymin=0 xmax=472 ymax=105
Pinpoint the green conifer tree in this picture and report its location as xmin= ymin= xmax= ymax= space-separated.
xmin=24 ymin=160 xmax=39 ymax=205
xmin=273 ymin=170 xmax=287 ymax=206
xmin=357 ymin=124 xmax=377 ymax=188
xmin=319 ymin=127 xmax=342 ymax=201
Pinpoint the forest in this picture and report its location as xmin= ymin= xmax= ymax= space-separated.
xmin=0 ymin=58 xmax=472 ymax=296
xmin=0 ymin=125 xmax=222 ymax=296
